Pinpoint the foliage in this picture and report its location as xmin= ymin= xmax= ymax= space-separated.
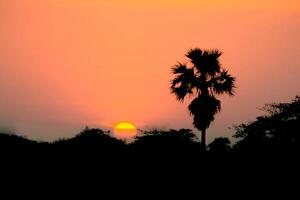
xmin=0 ymin=132 xmax=38 ymax=145
xmin=233 ymin=96 xmax=300 ymax=153
xmin=53 ymin=127 xmax=125 ymax=148
xmin=131 ymin=129 xmax=199 ymax=153
xmin=208 ymin=137 xmax=231 ymax=153
xmin=170 ymin=48 xmax=235 ymax=149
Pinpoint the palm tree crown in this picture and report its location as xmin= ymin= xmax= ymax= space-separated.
xmin=170 ymin=48 xmax=236 ymax=149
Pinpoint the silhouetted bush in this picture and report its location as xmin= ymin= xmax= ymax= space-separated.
xmin=130 ymin=129 xmax=199 ymax=154
xmin=208 ymin=137 xmax=231 ymax=153
xmin=0 ymin=133 xmax=38 ymax=145
xmin=53 ymin=127 xmax=126 ymax=149
xmin=233 ymin=96 xmax=300 ymax=154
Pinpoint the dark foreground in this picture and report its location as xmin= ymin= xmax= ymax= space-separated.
xmin=0 ymin=143 xmax=298 ymax=199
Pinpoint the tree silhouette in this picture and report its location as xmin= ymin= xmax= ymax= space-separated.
xmin=53 ymin=127 xmax=126 ymax=150
xmin=233 ymin=96 xmax=300 ymax=154
xmin=0 ymin=133 xmax=38 ymax=145
xmin=170 ymin=48 xmax=236 ymax=150
xmin=132 ymin=129 xmax=198 ymax=150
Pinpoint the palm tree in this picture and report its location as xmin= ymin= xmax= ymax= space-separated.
xmin=170 ymin=48 xmax=236 ymax=151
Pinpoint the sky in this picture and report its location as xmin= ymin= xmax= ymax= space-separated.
xmin=1 ymin=0 xmax=300 ymax=141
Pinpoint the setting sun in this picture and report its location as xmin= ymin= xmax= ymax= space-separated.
xmin=114 ymin=122 xmax=137 ymax=138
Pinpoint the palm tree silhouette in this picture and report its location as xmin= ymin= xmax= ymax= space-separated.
xmin=170 ymin=48 xmax=236 ymax=151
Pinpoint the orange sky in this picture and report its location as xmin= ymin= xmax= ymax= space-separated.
xmin=1 ymin=0 xmax=300 ymax=141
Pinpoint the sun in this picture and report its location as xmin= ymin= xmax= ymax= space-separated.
xmin=114 ymin=122 xmax=137 ymax=138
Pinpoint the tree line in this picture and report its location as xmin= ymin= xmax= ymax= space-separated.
xmin=1 ymin=95 xmax=299 ymax=155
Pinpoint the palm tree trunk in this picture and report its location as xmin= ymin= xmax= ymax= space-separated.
xmin=201 ymin=129 xmax=206 ymax=151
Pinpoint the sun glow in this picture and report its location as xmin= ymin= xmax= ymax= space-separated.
xmin=114 ymin=122 xmax=137 ymax=138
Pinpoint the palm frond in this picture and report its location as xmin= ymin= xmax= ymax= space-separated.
xmin=186 ymin=48 xmax=203 ymax=61
xmin=209 ymin=49 xmax=223 ymax=59
xmin=211 ymin=70 xmax=236 ymax=96
xmin=170 ymin=85 xmax=192 ymax=102
xmin=170 ymin=47 xmax=236 ymax=134
xmin=188 ymin=96 xmax=221 ymax=130
xmin=186 ymin=48 xmax=222 ymax=76
xmin=170 ymin=65 xmax=196 ymax=101
xmin=171 ymin=62 xmax=187 ymax=74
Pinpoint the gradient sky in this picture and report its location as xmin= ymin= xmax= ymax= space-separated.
xmin=1 ymin=0 xmax=300 ymax=141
